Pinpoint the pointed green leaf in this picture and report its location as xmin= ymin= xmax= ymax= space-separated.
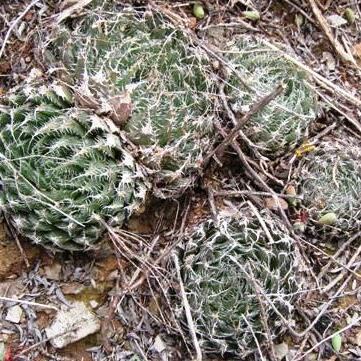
xmin=0 ymin=342 xmax=4 ymax=361
xmin=332 ymin=333 xmax=342 ymax=352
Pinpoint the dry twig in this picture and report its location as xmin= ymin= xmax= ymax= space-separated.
xmin=203 ymin=83 xmax=285 ymax=167
xmin=322 ymin=240 xmax=361 ymax=293
xmin=173 ymin=253 xmax=202 ymax=361
xmin=4 ymin=215 xmax=30 ymax=268
xmin=318 ymin=230 xmax=361 ymax=280
xmin=229 ymin=256 xmax=277 ymax=361
xmin=0 ymin=296 xmax=58 ymax=310
xmin=214 ymin=189 xmax=303 ymax=200
xmin=293 ymin=316 xmax=361 ymax=361
xmin=54 ymin=0 xmax=92 ymax=24
xmin=262 ymin=40 xmax=361 ymax=109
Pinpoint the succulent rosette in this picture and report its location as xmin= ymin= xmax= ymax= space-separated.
xmin=226 ymin=38 xmax=317 ymax=156
xmin=0 ymin=85 xmax=147 ymax=250
xmin=181 ymin=207 xmax=300 ymax=355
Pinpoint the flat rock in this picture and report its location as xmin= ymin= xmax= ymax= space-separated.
xmin=42 ymin=262 xmax=62 ymax=280
xmin=5 ymin=305 xmax=23 ymax=323
xmin=45 ymin=301 xmax=100 ymax=349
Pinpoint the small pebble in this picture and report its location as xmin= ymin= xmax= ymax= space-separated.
xmin=193 ymin=3 xmax=205 ymax=19
xmin=89 ymin=300 xmax=99 ymax=309
xmin=5 ymin=305 xmax=23 ymax=324
xmin=242 ymin=10 xmax=260 ymax=22
xmin=344 ymin=8 xmax=356 ymax=25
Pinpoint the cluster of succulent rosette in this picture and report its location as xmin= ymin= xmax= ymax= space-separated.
xmin=225 ymin=38 xmax=317 ymax=157
xmin=4 ymin=2 xmax=354 ymax=358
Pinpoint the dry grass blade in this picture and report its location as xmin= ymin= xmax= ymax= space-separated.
xmin=55 ymin=0 xmax=92 ymax=24
xmin=262 ymin=40 xmax=361 ymax=109
xmin=0 ymin=296 xmax=58 ymax=310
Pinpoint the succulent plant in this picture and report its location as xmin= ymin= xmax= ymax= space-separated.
xmin=297 ymin=136 xmax=361 ymax=234
xmin=225 ymin=38 xmax=317 ymax=156
xmin=182 ymin=207 xmax=299 ymax=356
xmin=46 ymin=5 xmax=216 ymax=198
xmin=0 ymin=84 xmax=147 ymax=251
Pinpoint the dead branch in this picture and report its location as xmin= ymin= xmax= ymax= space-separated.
xmin=318 ymin=230 xmax=361 ymax=279
xmin=299 ymin=237 xmax=361 ymax=280
xmin=293 ymin=315 xmax=361 ymax=361
xmin=4 ymin=215 xmax=30 ymax=268
xmin=0 ymin=296 xmax=58 ymax=310
xmin=321 ymin=240 xmax=361 ymax=293
xmin=213 ymin=189 xmax=303 ymax=200
xmin=229 ymin=256 xmax=277 ymax=361
xmin=212 ymin=117 xmax=293 ymax=231
xmin=262 ymin=40 xmax=361 ymax=109
xmin=54 ymin=0 xmax=92 ymax=24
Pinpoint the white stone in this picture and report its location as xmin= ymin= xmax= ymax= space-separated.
xmin=45 ymin=301 xmax=101 ymax=348
xmin=89 ymin=300 xmax=99 ymax=309
xmin=327 ymin=14 xmax=347 ymax=27
xmin=274 ymin=342 xmax=289 ymax=360
xmin=5 ymin=305 xmax=23 ymax=323
xmin=151 ymin=335 xmax=166 ymax=353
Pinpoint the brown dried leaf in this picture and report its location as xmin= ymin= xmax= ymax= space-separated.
xmin=108 ymin=92 xmax=132 ymax=128
xmin=353 ymin=43 xmax=361 ymax=59
xmin=264 ymin=197 xmax=288 ymax=210
xmin=74 ymin=92 xmax=100 ymax=109
xmin=41 ymin=262 xmax=62 ymax=280
xmin=285 ymin=185 xmax=297 ymax=197
xmin=61 ymin=282 xmax=85 ymax=295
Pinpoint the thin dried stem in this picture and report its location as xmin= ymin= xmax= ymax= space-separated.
xmin=308 ymin=0 xmax=357 ymax=66
xmin=173 ymin=253 xmax=202 ymax=361
xmin=0 ymin=296 xmax=58 ymax=311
